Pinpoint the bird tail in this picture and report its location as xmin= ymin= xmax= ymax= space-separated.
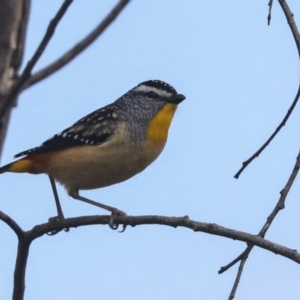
xmin=0 ymin=159 xmax=33 ymax=174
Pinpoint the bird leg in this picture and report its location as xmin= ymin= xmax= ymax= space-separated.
xmin=48 ymin=175 xmax=65 ymax=220
xmin=69 ymin=190 xmax=127 ymax=231
xmin=47 ymin=176 xmax=70 ymax=235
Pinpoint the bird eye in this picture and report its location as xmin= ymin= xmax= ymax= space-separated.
xmin=145 ymin=91 xmax=157 ymax=99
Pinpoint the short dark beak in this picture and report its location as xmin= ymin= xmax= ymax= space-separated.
xmin=168 ymin=93 xmax=186 ymax=104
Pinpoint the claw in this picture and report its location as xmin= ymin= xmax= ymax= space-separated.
xmin=47 ymin=229 xmax=63 ymax=236
xmin=108 ymin=209 xmax=127 ymax=232
xmin=47 ymin=215 xmax=69 ymax=235
xmin=118 ymin=224 xmax=127 ymax=233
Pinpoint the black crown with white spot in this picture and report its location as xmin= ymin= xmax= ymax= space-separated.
xmin=138 ymin=80 xmax=177 ymax=95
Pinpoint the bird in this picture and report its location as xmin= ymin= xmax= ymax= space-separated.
xmin=0 ymin=80 xmax=186 ymax=230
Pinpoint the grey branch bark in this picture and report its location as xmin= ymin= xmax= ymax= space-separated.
xmin=0 ymin=0 xmax=30 ymax=160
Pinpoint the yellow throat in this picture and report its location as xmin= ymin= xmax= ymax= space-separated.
xmin=147 ymin=103 xmax=177 ymax=144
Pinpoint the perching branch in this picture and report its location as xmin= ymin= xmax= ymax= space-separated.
xmin=22 ymin=0 xmax=130 ymax=91
xmin=234 ymin=0 xmax=300 ymax=179
xmin=1 ymin=212 xmax=300 ymax=262
xmin=0 ymin=0 xmax=73 ymax=120
xmin=3 ymin=214 xmax=299 ymax=262
xmin=1 ymin=211 xmax=299 ymax=300
xmin=1 ymin=211 xmax=298 ymax=300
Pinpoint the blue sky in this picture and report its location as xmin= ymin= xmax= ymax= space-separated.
xmin=1 ymin=1 xmax=300 ymax=299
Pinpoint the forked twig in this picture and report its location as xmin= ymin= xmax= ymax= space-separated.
xmin=221 ymin=150 xmax=300 ymax=299
xmin=22 ymin=0 xmax=130 ymax=90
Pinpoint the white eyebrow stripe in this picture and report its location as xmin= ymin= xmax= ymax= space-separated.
xmin=133 ymin=85 xmax=173 ymax=98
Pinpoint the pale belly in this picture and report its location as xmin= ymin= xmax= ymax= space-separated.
xmin=44 ymin=139 xmax=165 ymax=192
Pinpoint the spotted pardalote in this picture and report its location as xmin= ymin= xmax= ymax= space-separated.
xmin=0 ymin=80 xmax=186 ymax=229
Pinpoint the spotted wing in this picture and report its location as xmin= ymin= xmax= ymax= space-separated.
xmin=14 ymin=105 xmax=119 ymax=158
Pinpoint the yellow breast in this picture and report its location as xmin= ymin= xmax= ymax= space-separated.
xmin=146 ymin=103 xmax=177 ymax=144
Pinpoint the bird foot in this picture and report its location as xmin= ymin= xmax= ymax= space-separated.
xmin=47 ymin=215 xmax=70 ymax=235
xmin=109 ymin=209 xmax=127 ymax=232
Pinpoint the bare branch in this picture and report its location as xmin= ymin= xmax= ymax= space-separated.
xmin=7 ymin=214 xmax=295 ymax=263
xmin=13 ymin=238 xmax=31 ymax=300
xmin=0 ymin=0 xmax=73 ymax=120
xmin=234 ymin=0 xmax=300 ymax=179
xmin=22 ymin=0 xmax=130 ymax=90
xmin=7 ymin=211 xmax=300 ymax=300
xmin=221 ymin=150 xmax=300 ymax=298
xmin=0 ymin=211 xmax=23 ymax=238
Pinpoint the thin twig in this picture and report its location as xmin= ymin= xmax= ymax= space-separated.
xmin=22 ymin=0 xmax=130 ymax=90
xmin=268 ymin=0 xmax=274 ymax=25
xmin=219 ymin=247 xmax=251 ymax=274
xmin=224 ymin=150 xmax=300 ymax=272
xmin=228 ymin=258 xmax=247 ymax=300
xmin=234 ymin=0 xmax=300 ymax=179
xmin=0 ymin=211 xmax=24 ymax=238
xmin=279 ymin=0 xmax=300 ymax=58
xmin=220 ymin=150 xmax=300 ymax=299
xmin=0 ymin=0 xmax=73 ymax=120
xmin=234 ymin=85 xmax=300 ymax=179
